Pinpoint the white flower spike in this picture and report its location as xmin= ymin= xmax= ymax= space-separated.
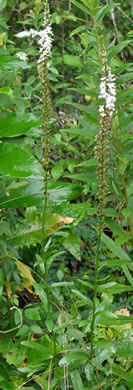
xmin=38 ymin=4 xmax=53 ymax=67
xmin=99 ymin=67 xmax=116 ymax=118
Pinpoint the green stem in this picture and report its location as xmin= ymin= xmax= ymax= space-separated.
xmin=89 ymin=18 xmax=104 ymax=359
xmin=90 ymin=220 xmax=102 ymax=358
xmin=40 ymin=53 xmax=51 ymax=315
xmin=42 ymin=168 xmax=48 ymax=248
xmin=41 ymin=62 xmax=50 ymax=248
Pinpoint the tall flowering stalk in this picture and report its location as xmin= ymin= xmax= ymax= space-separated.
xmin=95 ymin=45 xmax=116 ymax=227
xmin=90 ymin=43 xmax=116 ymax=357
xmin=37 ymin=0 xmax=53 ymax=246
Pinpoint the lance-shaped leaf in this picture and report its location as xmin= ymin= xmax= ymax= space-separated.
xmin=101 ymin=233 xmax=133 ymax=286
xmin=70 ymin=369 xmax=84 ymax=390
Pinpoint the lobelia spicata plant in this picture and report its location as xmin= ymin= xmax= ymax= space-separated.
xmin=26 ymin=0 xmax=54 ymax=309
xmin=37 ymin=0 xmax=53 ymax=247
xmin=95 ymin=44 xmax=116 ymax=223
xmin=27 ymin=1 xmax=53 ymax=247
xmin=91 ymin=41 xmax=116 ymax=357
xmin=28 ymin=0 xmax=53 ymax=242
xmin=37 ymin=0 xmax=53 ymax=310
xmin=85 ymin=0 xmax=133 ymax=360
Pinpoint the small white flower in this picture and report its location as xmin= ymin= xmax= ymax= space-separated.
xmin=99 ymin=64 xmax=116 ymax=119
xmin=29 ymin=29 xmax=38 ymax=38
xmin=38 ymin=8 xmax=53 ymax=67
xmin=99 ymin=105 xmax=106 ymax=117
xmin=16 ymin=51 xmax=28 ymax=61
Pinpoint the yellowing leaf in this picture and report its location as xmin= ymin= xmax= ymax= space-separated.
xmin=44 ymin=213 xmax=75 ymax=235
xmin=5 ymin=281 xmax=12 ymax=297
xmin=16 ymin=259 xmax=35 ymax=287
xmin=106 ymin=327 xmax=114 ymax=338
xmin=0 ymin=32 xmax=6 ymax=46
xmin=113 ymin=307 xmax=131 ymax=330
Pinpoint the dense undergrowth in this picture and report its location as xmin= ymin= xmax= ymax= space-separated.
xmin=0 ymin=0 xmax=133 ymax=389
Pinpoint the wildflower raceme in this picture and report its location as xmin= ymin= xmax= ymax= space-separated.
xmin=38 ymin=20 xmax=53 ymax=67
xmin=29 ymin=1 xmax=53 ymax=67
xmin=99 ymin=47 xmax=116 ymax=120
xmin=95 ymin=47 xmax=116 ymax=222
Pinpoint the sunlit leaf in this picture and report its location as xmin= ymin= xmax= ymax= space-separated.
xmin=0 ymin=143 xmax=42 ymax=178
xmin=0 ymin=32 xmax=6 ymax=46
xmin=0 ymin=113 xmax=41 ymax=137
